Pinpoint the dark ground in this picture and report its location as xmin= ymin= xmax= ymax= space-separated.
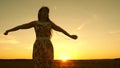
xmin=0 ymin=59 xmax=120 ymax=68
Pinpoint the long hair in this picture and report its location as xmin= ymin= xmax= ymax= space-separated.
xmin=38 ymin=6 xmax=53 ymax=38
xmin=38 ymin=6 xmax=50 ymax=22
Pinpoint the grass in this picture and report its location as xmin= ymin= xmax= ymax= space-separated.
xmin=0 ymin=59 xmax=120 ymax=68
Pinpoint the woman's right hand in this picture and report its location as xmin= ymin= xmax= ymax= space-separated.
xmin=4 ymin=30 xmax=9 ymax=35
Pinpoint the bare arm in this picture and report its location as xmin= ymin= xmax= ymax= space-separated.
xmin=4 ymin=21 xmax=36 ymax=35
xmin=51 ymin=22 xmax=78 ymax=39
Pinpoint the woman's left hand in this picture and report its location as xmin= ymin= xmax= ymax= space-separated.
xmin=71 ymin=35 xmax=78 ymax=39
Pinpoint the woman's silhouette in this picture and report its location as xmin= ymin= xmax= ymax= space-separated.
xmin=4 ymin=7 xmax=78 ymax=68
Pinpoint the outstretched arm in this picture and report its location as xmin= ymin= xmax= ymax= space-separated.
xmin=51 ymin=22 xmax=78 ymax=39
xmin=4 ymin=21 xmax=35 ymax=35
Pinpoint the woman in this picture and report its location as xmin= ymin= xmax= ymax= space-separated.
xmin=4 ymin=6 xmax=78 ymax=68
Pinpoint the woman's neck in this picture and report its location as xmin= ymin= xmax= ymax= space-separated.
xmin=39 ymin=18 xmax=48 ymax=22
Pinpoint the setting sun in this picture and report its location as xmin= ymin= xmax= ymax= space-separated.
xmin=59 ymin=55 xmax=69 ymax=62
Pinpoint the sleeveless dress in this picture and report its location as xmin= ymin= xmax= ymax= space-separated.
xmin=33 ymin=21 xmax=54 ymax=68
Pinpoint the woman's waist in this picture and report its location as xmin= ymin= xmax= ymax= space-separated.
xmin=36 ymin=36 xmax=50 ymax=40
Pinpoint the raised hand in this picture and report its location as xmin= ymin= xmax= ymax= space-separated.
xmin=4 ymin=31 xmax=9 ymax=35
xmin=71 ymin=35 xmax=78 ymax=39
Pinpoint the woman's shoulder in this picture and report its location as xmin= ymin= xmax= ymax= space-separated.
xmin=30 ymin=20 xmax=55 ymax=26
xmin=29 ymin=20 xmax=39 ymax=25
xmin=31 ymin=20 xmax=39 ymax=23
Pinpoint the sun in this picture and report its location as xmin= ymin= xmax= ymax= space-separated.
xmin=59 ymin=55 xmax=69 ymax=62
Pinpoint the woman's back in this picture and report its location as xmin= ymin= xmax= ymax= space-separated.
xmin=34 ymin=21 xmax=52 ymax=39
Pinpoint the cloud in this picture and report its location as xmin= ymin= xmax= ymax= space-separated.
xmin=0 ymin=39 xmax=19 ymax=44
xmin=23 ymin=46 xmax=32 ymax=50
xmin=77 ymin=23 xmax=86 ymax=30
xmin=3 ymin=47 xmax=13 ymax=50
xmin=77 ymin=13 xmax=99 ymax=31
xmin=0 ymin=34 xmax=19 ymax=44
xmin=109 ymin=31 xmax=120 ymax=35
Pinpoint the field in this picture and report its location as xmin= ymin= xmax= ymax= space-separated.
xmin=0 ymin=59 xmax=120 ymax=68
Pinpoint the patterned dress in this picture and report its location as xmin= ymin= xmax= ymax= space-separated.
xmin=33 ymin=21 xmax=54 ymax=68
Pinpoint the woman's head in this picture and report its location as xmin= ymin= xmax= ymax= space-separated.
xmin=38 ymin=6 xmax=50 ymax=21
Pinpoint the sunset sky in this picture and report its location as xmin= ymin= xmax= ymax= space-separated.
xmin=0 ymin=0 xmax=120 ymax=60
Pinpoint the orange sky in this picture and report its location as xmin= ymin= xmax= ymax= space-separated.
xmin=0 ymin=0 xmax=120 ymax=60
